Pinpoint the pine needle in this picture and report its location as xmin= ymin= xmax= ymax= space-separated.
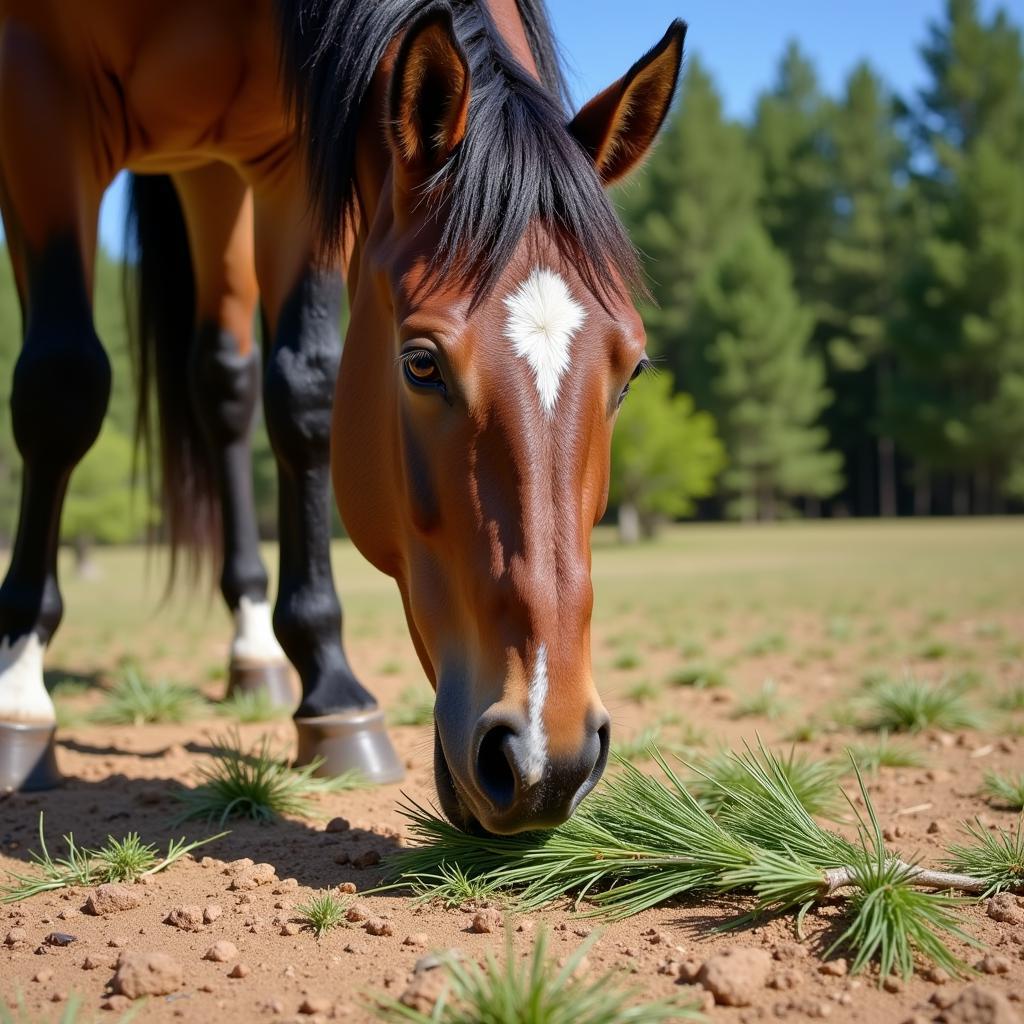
xmin=943 ymin=817 xmax=1024 ymax=896
xmin=981 ymin=771 xmax=1024 ymax=811
xmin=296 ymin=890 xmax=349 ymax=938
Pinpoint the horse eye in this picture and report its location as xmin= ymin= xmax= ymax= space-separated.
xmin=618 ymin=358 xmax=653 ymax=405
xmin=403 ymin=350 xmax=444 ymax=389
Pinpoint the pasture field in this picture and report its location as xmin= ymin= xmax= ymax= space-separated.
xmin=2 ymin=519 xmax=1023 ymax=1022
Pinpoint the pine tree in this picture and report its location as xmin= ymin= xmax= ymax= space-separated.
xmin=690 ymin=226 xmax=842 ymax=520
xmin=617 ymin=57 xmax=760 ymax=395
xmin=820 ymin=63 xmax=910 ymax=516
xmin=887 ymin=0 xmax=1024 ymax=512
xmin=609 ymin=372 xmax=724 ymax=542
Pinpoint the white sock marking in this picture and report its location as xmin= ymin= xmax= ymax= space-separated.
xmin=524 ymin=643 xmax=549 ymax=786
xmin=0 ymin=633 xmax=54 ymax=724
xmin=503 ymin=267 xmax=586 ymax=415
xmin=230 ymin=597 xmax=287 ymax=665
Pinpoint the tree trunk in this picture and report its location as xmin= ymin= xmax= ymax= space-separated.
xmin=877 ymin=435 xmax=897 ymax=517
xmin=952 ymin=473 xmax=970 ymax=517
xmin=913 ymin=466 xmax=931 ymax=517
xmin=618 ymin=502 xmax=641 ymax=545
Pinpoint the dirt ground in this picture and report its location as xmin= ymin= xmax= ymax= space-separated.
xmin=2 ymin=520 xmax=1023 ymax=1022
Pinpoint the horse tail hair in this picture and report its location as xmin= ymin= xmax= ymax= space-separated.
xmin=125 ymin=172 xmax=220 ymax=588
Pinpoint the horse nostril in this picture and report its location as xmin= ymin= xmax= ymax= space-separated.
xmin=475 ymin=724 xmax=517 ymax=809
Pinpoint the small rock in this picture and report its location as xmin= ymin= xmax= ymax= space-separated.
xmin=927 ymin=820 xmax=943 ymax=834
xmin=85 ymin=884 xmax=142 ymax=916
xmin=346 ymin=903 xmax=370 ymax=923
xmin=280 ymin=922 xmax=300 ymax=936
xmin=223 ymin=857 xmax=254 ymax=875
xmin=325 ymin=817 xmax=350 ymax=833
xmin=337 ymin=882 xmax=357 ymax=895
xmin=111 ymin=951 xmax=184 ymax=999
xmin=882 ymin=975 xmax=903 ymax=993
xmin=987 ymin=893 xmax=1024 ymax=925
xmin=32 ymin=968 xmax=53 ymax=983
xmin=926 ymin=966 xmax=952 ymax=985
xmin=697 ymin=948 xmax=772 ymax=1007
xmin=165 ymin=905 xmax=204 ymax=932
xmin=4 ymin=928 xmax=27 ymax=947
xmin=203 ymin=904 xmax=223 ymax=924
xmin=365 ymin=917 xmax=393 ymax=937
xmin=470 ymin=908 xmax=501 ymax=934
xmin=818 ymin=958 xmax=848 ymax=977
xmin=299 ymin=996 xmax=331 ymax=1015
xmin=203 ymin=941 xmax=239 ymax=964
xmin=82 ymin=955 xmax=104 ymax=970
xmin=940 ymin=984 xmax=1021 ymax=1024
xmin=101 ymin=995 xmax=133 ymax=1013
xmin=228 ymin=963 xmax=250 ymax=979
xmin=44 ymin=932 xmax=77 ymax=947
xmin=229 ymin=863 xmax=277 ymax=891
xmin=352 ymin=849 xmax=381 ymax=869
xmin=403 ymin=933 xmax=428 ymax=947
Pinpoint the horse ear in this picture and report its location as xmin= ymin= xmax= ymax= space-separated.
xmin=568 ymin=20 xmax=685 ymax=185
xmin=388 ymin=8 xmax=471 ymax=176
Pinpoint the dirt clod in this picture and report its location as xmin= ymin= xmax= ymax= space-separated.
xmin=299 ymin=996 xmax=331 ymax=1014
xmin=325 ymin=817 xmax=350 ymax=833
xmin=228 ymin=962 xmax=250 ymax=978
xmin=938 ymin=984 xmax=1021 ymax=1024
xmin=111 ymin=951 xmax=184 ymax=999
xmin=85 ymin=884 xmax=141 ymax=916
xmin=204 ymin=941 xmax=239 ymax=963
xmin=228 ymin=863 xmax=277 ymax=891
xmin=399 ymin=969 xmax=449 ymax=1014
xmin=165 ymin=905 xmax=205 ymax=931
xmin=470 ymin=908 xmax=501 ymax=933
xmin=346 ymin=903 xmax=370 ymax=923
xmin=4 ymin=927 xmax=27 ymax=946
xmin=697 ymin=947 xmax=772 ymax=1007
xmin=818 ymin=958 xmax=848 ymax=977
xmin=365 ymin=917 xmax=393 ymax=937
xmin=987 ymin=893 xmax=1024 ymax=925
xmin=978 ymin=953 xmax=1012 ymax=975
xmin=203 ymin=904 xmax=223 ymax=924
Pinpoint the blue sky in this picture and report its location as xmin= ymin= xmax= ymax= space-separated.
xmin=86 ymin=0 xmax=1015 ymax=255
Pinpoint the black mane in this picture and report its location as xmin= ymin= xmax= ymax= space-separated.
xmin=275 ymin=0 xmax=640 ymax=297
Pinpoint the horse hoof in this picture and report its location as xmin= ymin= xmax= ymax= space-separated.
xmin=226 ymin=661 xmax=297 ymax=709
xmin=0 ymin=721 xmax=62 ymax=791
xmin=294 ymin=708 xmax=404 ymax=785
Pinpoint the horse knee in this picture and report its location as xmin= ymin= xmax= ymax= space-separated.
xmin=263 ymin=270 xmax=342 ymax=466
xmin=12 ymin=320 xmax=110 ymax=469
xmin=189 ymin=323 xmax=260 ymax=445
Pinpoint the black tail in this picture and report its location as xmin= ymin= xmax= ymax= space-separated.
xmin=125 ymin=173 xmax=220 ymax=586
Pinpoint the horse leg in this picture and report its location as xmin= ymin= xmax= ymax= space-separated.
xmin=173 ymin=165 xmax=293 ymax=708
xmin=254 ymin=185 xmax=402 ymax=782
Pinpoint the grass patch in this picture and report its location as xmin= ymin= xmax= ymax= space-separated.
xmin=91 ymin=668 xmax=202 ymax=726
xmin=743 ymin=631 xmax=787 ymax=657
xmin=994 ymin=685 xmax=1024 ymax=712
xmin=374 ymin=927 xmax=701 ymax=1023
xmin=730 ymin=679 xmax=789 ymax=720
xmin=624 ymin=680 xmax=660 ymax=704
xmin=668 ymin=663 xmax=726 ymax=690
xmin=857 ymin=677 xmax=984 ymax=733
xmin=175 ymin=730 xmax=362 ymax=825
xmin=613 ymin=727 xmax=663 ymax=764
xmin=843 ymin=734 xmax=927 ymax=773
xmin=296 ymin=890 xmax=349 ymax=938
xmin=389 ymin=686 xmax=434 ymax=727
xmin=406 ymin=861 xmax=512 ymax=910
xmin=216 ymin=690 xmax=289 ymax=723
xmin=1 ymin=814 xmax=223 ymax=903
xmin=611 ymin=649 xmax=642 ymax=671
xmin=981 ymin=772 xmax=1024 ymax=811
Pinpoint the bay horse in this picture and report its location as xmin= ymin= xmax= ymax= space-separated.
xmin=0 ymin=0 xmax=684 ymax=834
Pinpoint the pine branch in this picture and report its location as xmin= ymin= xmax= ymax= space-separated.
xmin=822 ymin=863 xmax=990 ymax=895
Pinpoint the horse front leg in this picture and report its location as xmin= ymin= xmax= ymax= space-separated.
xmin=261 ymin=265 xmax=403 ymax=783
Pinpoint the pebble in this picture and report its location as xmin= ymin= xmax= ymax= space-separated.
xmin=818 ymin=958 xmax=847 ymax=977
xmin=229 ymin=863 xmax=277 ymax=891
xmin=346 ymin=903 xmax=370 ymax=923
xmin=365 ymin=917 xmax=394 ymax=937
xmin=697 ymin=948 xmax=772 ymax=1007
xmin=470 ymin=908 xmax=501 ymax=934
xmin=403 ymin=933 xmax=428 ymax=947
xmin=280 ymin=922 xmax=300 ymax=936
xmin=337 ymin=882 xmax=358 ymax=895
xmin=4 ymin=928 xmax=27 ymax=947
xmin=988 ymin=892 xmax=1024 ymax=925
xmin=85 ymin=884 xmax=142 ymax=916
xmin=204 ymin=904 xmax=223 ymax=924
xmin=228 ymin=963 xmax=250 ymax=979
xmin=299 ymin=996 xmax=331 ymax=1015
xmin=325 ymin=817 xmax=351 ymax=833
xmin=111 ymin=951 xmax=184 ymax=999
xmin=352 ymin=850 xmax=381 ymax=869
xmin=978 ymin=953 xmax=1012 ymax=975
xmin=882 ymin=975 xmax=903 ymax=993
xmin=82 ymin=955 xmax=104 ymax=970
xmin=204 ymin=940 xmax=239 ymax=963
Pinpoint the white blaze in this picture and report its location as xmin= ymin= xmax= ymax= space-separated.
xmin=523 ymin=643 xmax=550 ymax=786
xmin=503 ymin=267 xmax=586 ymax=415
xmin=0 ymin=633 xmax=54 ymax=724
xmin=230 ymin=597 xmax=287 ymax=664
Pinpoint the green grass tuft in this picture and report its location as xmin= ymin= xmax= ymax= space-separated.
xmin=175 ymin=730 xmax=362 ymax=825
xmin=857 ymin=677 xmax=984 ymax=733
xmin=943 ymin=817 xmax=1024 ymax=896
xmin=389 ymin=686 xmax=434 ymax=727
xmin=994 ymin=685 xmax=1024 ymax=712
xmin=374 ymin=927 xmax=702 ymax=1023
xmin=216 ymin=689 xmax=289 ymax=723
xmin=981 ymin=772 xmax=1024 ymax=811
xmin=612 ymin=649 xmax=642 ymax=671
xmin=843 ymin=733 xmax=927 ymax=773
xmin=295 ymin=890 xmax=349 ymax=938
xmin=623 ymin=680 xmax=660 ymax=704
xmin=730 ymin=679 xmax=789 ymax=720
xmin=668 ymin=663 xmax=726 ymax=690
xmin=407 ymin=861 xmax=512 ymax=910
xmin=0 ymin=814 xmax=223 ymax=903
xmin=91 ymin=667 xmax=202 ymax=726
xmin=743 ymin=631 xmax=787 ymax=657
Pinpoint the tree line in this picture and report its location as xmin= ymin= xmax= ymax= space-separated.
xmin=613 ymin=0 xmax=1024 ymax=529
xmin=0 ymin=0 xmax=1021 ymax=560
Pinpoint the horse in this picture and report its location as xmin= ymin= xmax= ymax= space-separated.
xmin=0 ymin=0 xmax=684 ymax=834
